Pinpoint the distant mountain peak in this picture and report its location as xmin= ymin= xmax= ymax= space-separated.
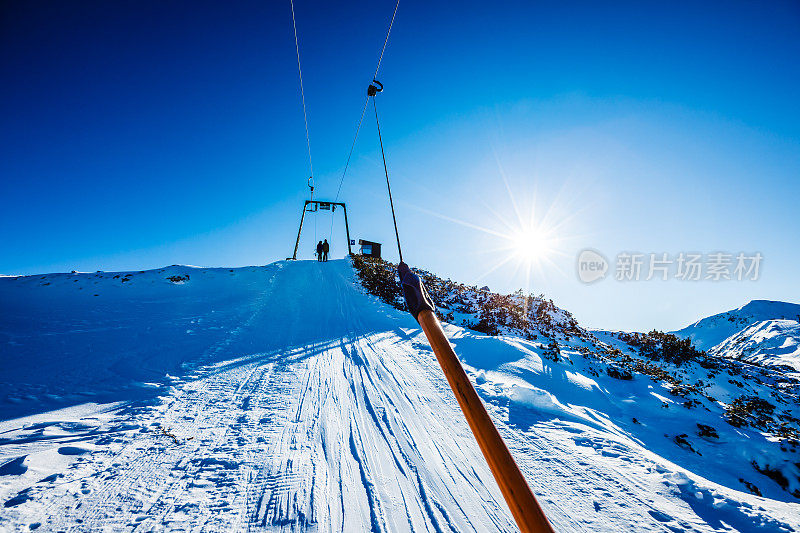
xmin=674 ymin=300 xmax=800 ymax=352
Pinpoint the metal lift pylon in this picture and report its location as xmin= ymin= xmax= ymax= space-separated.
xmin=291 ymin=200 xmax=352 ymax=260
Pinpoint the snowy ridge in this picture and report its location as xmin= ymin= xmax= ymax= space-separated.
xmin=352 ymin=255 xmax=585 ymax=342
xmin=0 ymin=260 xmax=799 ymax=531
xmin=673 ymin=300 xmax=800 ymax=352
xmin=710 ymin=320 xmax=800 ymax=374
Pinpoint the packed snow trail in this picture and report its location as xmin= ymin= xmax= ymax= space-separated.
xmin=1 ymin=261 xmax=515 ymax=531
xmin=1 ymin=260 xmax=798 ymax=531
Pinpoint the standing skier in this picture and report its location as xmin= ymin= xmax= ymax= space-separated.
xmin=322 ymin=239 xmax=330 ymax=262
xmin=316 ymin=241 xmax=323 ymax=262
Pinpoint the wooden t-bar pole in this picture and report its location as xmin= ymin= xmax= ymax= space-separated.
xmin=417 ymin=309 xmax=555 ymax=533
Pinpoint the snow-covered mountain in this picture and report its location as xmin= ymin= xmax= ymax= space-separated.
xmin=673 ymin=300 xmax=800 ymax=351
xmin=710 ymin=320 xmax=800 ymax=374
xmin=1 ymin=260 xmax=798 ymax=531
xmin=672 ymin=299 xmax=800 ymax=379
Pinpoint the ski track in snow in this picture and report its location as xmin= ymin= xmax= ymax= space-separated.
xmin=1 ymin=260 xmax=798 ymax=531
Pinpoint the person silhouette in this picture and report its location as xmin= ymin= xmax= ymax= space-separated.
xmin=322 ymin=239 xmax=330 ymax=262
xmin=316 ymin=241 xmax=323 ymax=262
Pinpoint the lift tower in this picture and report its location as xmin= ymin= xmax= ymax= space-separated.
xmin=291 ymin=200 xmax=352 ymax=260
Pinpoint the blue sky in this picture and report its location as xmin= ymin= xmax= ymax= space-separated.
xmin=2 ymin=1 xmax=798 ymax=331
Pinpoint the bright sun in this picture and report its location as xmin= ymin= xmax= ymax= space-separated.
xmin=408 ymin=163 xmax=576 ymax=290
xmin=510 ymin=227 xmax=556 ymax=263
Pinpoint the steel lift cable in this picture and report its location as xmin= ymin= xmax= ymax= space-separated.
xmin=368 ymin=81 xmax=403 ymax=263
xmin=371 ymin=0 xmax=400 ymax=80
xmin=329 ymin=0 xmax=401 ymax=242
xmin=328 ymin=98 xmax=369 ymax=244
xmin=289 ymin=0 xmax=314 ymax=180
xmin=289 ymin=0 xmax=317 ymax=244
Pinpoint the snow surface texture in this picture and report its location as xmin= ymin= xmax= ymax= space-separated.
xmin=0 ymin=260 xmax=798 ymax=531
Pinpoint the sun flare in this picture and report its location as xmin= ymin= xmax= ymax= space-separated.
xmin=510 ymin=227 xmax=556 ymax=263
xmin=404 ymin=156 xmax=586 ymax=293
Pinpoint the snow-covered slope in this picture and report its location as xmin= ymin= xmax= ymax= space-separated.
xmin=673 ymin=300 xmax=800 ymax=352
xmin=710 ymin=320 xmax=800 ymax=374
xmin=1 ymin=260 xmax=798 ymax=531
